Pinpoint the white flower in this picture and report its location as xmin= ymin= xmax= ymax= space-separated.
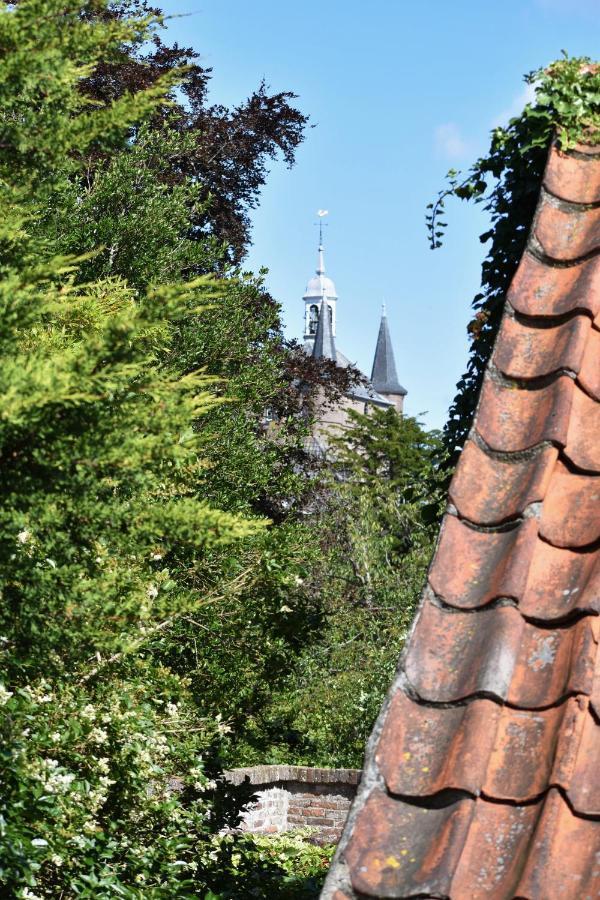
xmin=166 ymin=702 xmax=179 ymax=717
xmin=51 ymin=732 xmax=61 ymax=743
xmin=97 ymin=757 xmax=110 ymax=774
xmin=146 ymin=584 xmax=158 ymax=600
xmin=81 ymin=704 xmax=96 ymax=720
xmin=17 ymin=529 xmax=31 ymax=545
xmin=89 ymin=727 xmax=108 ymax=744
xmin=20 ymin=889 xmax=43 ymax=900
xmin=0 ymin=684 xmax=13 ymax=706
xmin=150 ymin=550 xmax=163 ymax=561
xmin=39 ymin=694 xmax=53 ymax=704
xmin=51 ymin=854 xmax=64 ymax=867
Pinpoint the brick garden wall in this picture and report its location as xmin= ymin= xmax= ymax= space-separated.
xmin=225 ymin=765 xmax=361 ymax=845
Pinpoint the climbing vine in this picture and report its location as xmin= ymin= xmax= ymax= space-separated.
xmin=427 ymin=55 xmax=600 ymax=460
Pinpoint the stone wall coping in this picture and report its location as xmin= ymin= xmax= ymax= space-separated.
xmin=224 ymin=765 xmax=362 ymax=787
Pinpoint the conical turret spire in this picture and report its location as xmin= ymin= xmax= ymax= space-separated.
xmin=312 ymin=298 xmax=336 ymax=361
xmin=371 ymin=308 xmax=406 ymax=396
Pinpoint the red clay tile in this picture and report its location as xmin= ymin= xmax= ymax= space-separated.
xmin=540 ymin=460 xmax=600 ymax=547
xmin=376 ymin=691 xmax=499 ymax=798
xmin=476 ymin=373 xmax=573 ymax=452
xmin=521 ymin=540 xmax=600 ymax=620
xmin=508 ymin=251 xmax=600 ymax=318
xmin=428 ymin=516 xmax=538 ymax=608
xmin=535 ymin=199 xmax=600 ymax=260
xmin=544 ymin=145 xmax=600 ymax=203
xmin=450 ymin=439 xmax=558 ymax=524
xmin=494 ymin=311 xmax=590 ymax=379
xmin=455 ymin=790 xmax=600 ymax=899
xmin=450 ymin=796 xmax=544 ymax=898
xmin=553 ymin=697 xmax=600 ymax=816
xmin=345 ymin=788 xmax=472 ymax=898
xmin=579 ymin=324 xmax=600 ymax=399
xmin=565 ymin=383 xmax=600 ymax=472
xmin=514 ymin=789 xmax=600 ymax=899
xmin=378 ymin=692 xmax=600 ymax=814
xmin=405 ymin=600 xmax=598 ymax=707
xmin=345 ymin=789 xmax=600 ymax=899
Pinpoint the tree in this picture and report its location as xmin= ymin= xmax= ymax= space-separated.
xmin=0 ymin=3 xmax=282 ymax=895
xmin=78 ymin=0 xmax=309 ymax=262
xmin=252 ymin=409 xmax=444 ymax=768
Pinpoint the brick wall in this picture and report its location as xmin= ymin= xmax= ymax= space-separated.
xmin=225 ymin=765 xmax=361 ymax=845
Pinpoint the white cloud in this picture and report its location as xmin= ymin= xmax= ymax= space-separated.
xmin=434 ymin=122 xmax=470 ymax=160
xmin=492 ymin=82 xmax=538 ymax=128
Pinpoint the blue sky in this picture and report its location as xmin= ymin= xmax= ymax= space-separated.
xmin=159 ymin=0 xmax=598 ymax=429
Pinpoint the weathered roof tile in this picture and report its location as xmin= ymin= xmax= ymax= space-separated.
xmin=476 ymin=373 xmax=573 ymax=452
xmin=494 ymin=310 xmax=590 ymax=379
xmin=565 ymin=383 xmax=600 ymax=470
xmin=449 ymin=439 xmax=557 ymax=524
xmin=405 ymin=600 xmax=598 ymax=707
xmin=377 ymin=691 xmax=600 ymax=814
xmin=508 ymin=251 xmax=600 ymax=318
xmin=428 ymin=515 xmax=537 ymax=608
xmin=535 ymin=198 xmax=600 ymax=260
xmin=579 ymin=325 xmax=600 ymax=399
xmin=544 ymin=145 xmax=600 ymax=203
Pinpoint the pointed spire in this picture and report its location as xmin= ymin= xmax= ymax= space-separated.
xmin=312 ymin=298 xmax=336 ymax=361
xmin=371 ymin=308 xmax=407 ymax=396
xmin=315 ymin=220 xmax=326 ymax=276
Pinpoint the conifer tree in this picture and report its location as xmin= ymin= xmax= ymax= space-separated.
xmin=0 ymin=3 xmax=268 ymax=894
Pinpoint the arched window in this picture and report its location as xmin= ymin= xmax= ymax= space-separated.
xmin=308 ymin=304 xmax=319 ymax=334
xmin=328 ymin=305 xmax=333 ymax=326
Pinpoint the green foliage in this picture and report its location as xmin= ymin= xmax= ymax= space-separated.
xmin=200 ymin=831 xmax=333 ymax=899
xmin=253 ymin=410 xmax=443 ymax=768
xmin=426 ymin=55 xmax=600 ymax=458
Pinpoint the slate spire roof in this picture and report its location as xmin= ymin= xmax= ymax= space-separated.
xmin=370 ymin=306 xmax=407 ymax=396
xmin=312 ymin=298 xmax=337 ymax=361
xmin=322 ymin=142 xmax=600 ymax=899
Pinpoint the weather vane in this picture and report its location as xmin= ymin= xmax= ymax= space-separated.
xmin=316 ymin=209 xmax=329 ymax=244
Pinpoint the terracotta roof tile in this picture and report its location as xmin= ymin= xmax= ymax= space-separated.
xmin=508 ymin=251 xmax=600 ymax=318
xmin=565 ymin=383 xmax=600 ymax=470
xmin=522 ymin=539 xmax=600 ymax=620
xmin=429 ymin=515 xmax=537 ymax=608
xmin=449 ymin=439 xmax=558 ymax=524
xmin=545 ymin=145 xmax=600 ymax=203
xmin=476 ymin=373 xmax=573 ymax=452
xmin=405 ymin=600 xmax=597 ymax=707
xmin=535 ymin=197 xmax=600 ymax=260
xmin=539 ymin=461 xmax=600 ymax=546
xmin=579 ymin=325 xmax=600 ymax=398
xmin=376 ymin=691 xmax=600 ymax=814
xmin=344 ymin=789 xmax=600 ymax=899
xmin=323 ymin=142 xmax=600 ymax=900
xmin=494 ymin=310 xmax=590 ymax=379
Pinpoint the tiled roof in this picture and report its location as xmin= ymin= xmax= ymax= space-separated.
xmin=322 ymin=142 xmax=600 ymax=899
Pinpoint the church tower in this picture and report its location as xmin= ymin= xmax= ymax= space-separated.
xmin=371 ymin=306 xmax=407 ymax=413
xmin=303 ymin=226 xmax=338 ymax=345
